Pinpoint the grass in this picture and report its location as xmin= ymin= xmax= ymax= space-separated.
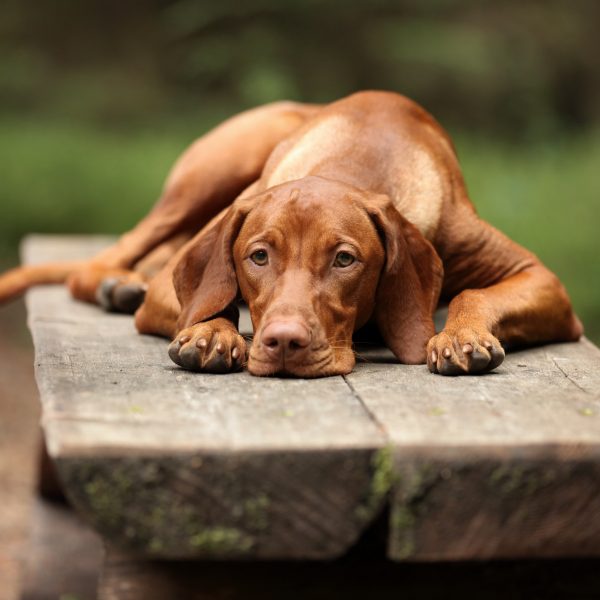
xmin=0 ymin=114 xmax=598 ymax=343
xmin=0 ymin=116 xmax=198 ymax=255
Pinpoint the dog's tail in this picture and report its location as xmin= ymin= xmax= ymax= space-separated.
xmin=0 ymin=261 xmax=86 ymax=305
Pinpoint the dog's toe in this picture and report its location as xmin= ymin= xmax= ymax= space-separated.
xmin=178 ymin=343 xmax=203 ymax=371
xmin=112 ymin=282 xmax=147 ymax=313
xmin=468 ymin=347 xmax=492 ymax=372
xmin=167 ymin=338 xmax=184 ymax=366
xmin=486 ymin=342 xmax=505 ymax=370
xmin=96 ymin=277 xmax=120 ymax=311
xmin=203 ymin=352 xmax=231 ymax=374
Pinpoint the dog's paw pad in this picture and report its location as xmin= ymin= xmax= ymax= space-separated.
xmin=427 ymin=329 xmax=504 ymax=376
xmin=168 ymin=321 xmax=246 ymax=374
xmin=96 ymin=277 xmax=147 ymax=314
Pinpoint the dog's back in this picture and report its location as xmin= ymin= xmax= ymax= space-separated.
xmin=260 ymin=90 xmax=457 ymax=241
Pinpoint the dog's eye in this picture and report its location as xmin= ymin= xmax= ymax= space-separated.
xmin=250 ymin=249 xmax=268 ymax=266
xmin=334 ymin=251 xmax=355 ymax=268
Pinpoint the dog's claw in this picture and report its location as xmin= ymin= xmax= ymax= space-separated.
xmin=168 ymin=320 xmax=246 ymax=374
xmin=427 ymin=328 xmax=505 ymax=376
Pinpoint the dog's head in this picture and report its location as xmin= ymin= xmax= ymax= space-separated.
xmin=173 ymin=176 xmax=443 ymax=377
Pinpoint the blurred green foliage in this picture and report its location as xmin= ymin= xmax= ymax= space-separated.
xmin=2 ymin=0 xmax=599 ymax=134
xmin=0 ymin=0 xmax=598 ymax=340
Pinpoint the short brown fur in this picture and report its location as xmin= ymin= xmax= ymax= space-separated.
xmin=0 ymin=91 xmax=582 ymax=376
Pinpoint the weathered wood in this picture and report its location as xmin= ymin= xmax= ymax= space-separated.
xmin=23 ymin=235 xmax=387 ymax=559
xmin=347 ymin=340 xmax=600 ymax=560
xmin=386 ymin=446 xmax=600 ymax=561
xmin=347 ymin=340 xmax=600 ymax=446
xmin=22 ymin=235 xmax=600 ymax=564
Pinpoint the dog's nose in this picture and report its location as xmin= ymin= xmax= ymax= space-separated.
xmin=260 ymin=320 xmax=311 ymax=357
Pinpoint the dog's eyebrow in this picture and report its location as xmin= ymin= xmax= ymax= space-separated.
xmin=315 ymin=236 xmax=365 ymax=261
xmin=325 ymin=233 xmax=363 ymax=250
xmin=333 ymin=235 xmax=361 ymax=246
xmin=245 ymin=227 xmax=286 ymax=248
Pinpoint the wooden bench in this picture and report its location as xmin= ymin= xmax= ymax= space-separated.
xmin=23 ymin=235 xmax=600 ymax=598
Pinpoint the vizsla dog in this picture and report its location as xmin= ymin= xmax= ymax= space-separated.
xmin=0 ymin=91 xmax=582 ymax=376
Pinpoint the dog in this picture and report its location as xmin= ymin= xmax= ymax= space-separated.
xmin=0 ymin=91 xmax=583 ymax=377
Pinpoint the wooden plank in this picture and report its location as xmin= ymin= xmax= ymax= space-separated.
xmin=386 ymin=445 xmax=600 ymax=561
xmin=28 ymin=307 xmax=383 ymax=455
xmin=347 ymin=340 xmax=600 ymax=560
xmin=22 ymin=235 xmax=600 ymax=562
xmin=23 ymin=235 xmax=387 ymax=559
xmin=348 ymin=341 xmax=600 ymax=446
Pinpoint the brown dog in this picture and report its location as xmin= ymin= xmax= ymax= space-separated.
xmin=0 ymin=91 xmax=583 ymax=377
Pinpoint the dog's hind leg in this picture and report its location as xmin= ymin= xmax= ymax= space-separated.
xmin=66 ymin=264 xmax=147 ymax=312
xmin=72 ymin=102 xmax=319 ymax=312
xmin=91 ymin=101 xmax=320 ymax=271
xmin=67 ymin=233 xmax=191 ymax=314
xmin=0 ymin=102 xmax=318 ymax=307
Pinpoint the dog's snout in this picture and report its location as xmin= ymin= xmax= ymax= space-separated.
xmin=260 ymin=320 xmax=311 ymax=357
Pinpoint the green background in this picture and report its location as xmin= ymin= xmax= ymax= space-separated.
xmin=1 ymin=0 xmax=599 ymax=342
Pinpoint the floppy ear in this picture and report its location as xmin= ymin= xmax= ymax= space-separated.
xmin=173 ymin=198 xmax=252 ymax=330
xmin=365 ymin=195 xmax=443 ymax=364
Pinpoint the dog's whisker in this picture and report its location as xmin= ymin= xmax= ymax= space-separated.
xmin=326 ymin=338 xmax=353 ymax=345
xmin=352 ymin=351 xmax=374 ymax=364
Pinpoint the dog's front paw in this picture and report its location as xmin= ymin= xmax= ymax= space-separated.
xmin=427 ymin=328 xmax=504 ymax=375
xmin=168 ymin=318 xmax=246 ymax=374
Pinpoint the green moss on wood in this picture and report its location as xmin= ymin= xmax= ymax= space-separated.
xmin=389 ymin=461 xmax=438 ymax=560
xmin=488 ymin=464 xmax=558 ymax=496
xmin=61 ymin=458 xmax=258 ymax=557
xmin=391 ymin=505 xmax=416 ymax=559
xmin=189 ymin=527 xmax=254 ymax=553
xmin=355 ymin=445 xmax=396 ymax=522
xmin=243 ymin=494 xmax=270 ymax=531
xmin=83 ymin=468 xmax=133 ymax=528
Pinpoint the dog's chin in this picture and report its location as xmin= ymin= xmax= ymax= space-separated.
xmin=247 ymin=347 xmax=355 ymax=378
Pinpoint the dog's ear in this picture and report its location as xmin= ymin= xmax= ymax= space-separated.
xmin=365 ymin=194 xmax=443 ymax=364
xmin=173 ymin=198 xmax=253 ymax=330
